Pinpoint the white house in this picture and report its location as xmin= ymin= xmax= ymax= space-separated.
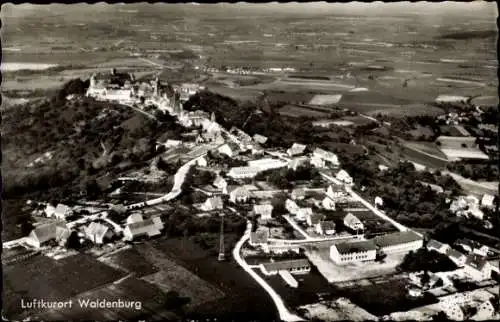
xmin=229 ymin=186 xmax=251 ymax=203
xmin=259 ymin=259 xmax=311 ymax=276
xmin=54 ymin=204 xmax=72 ymax=220
xmin=315 ymin=220 xmax=336 ymax=235
xmin=472 ymin=300 xmax=496 ymax=321
xmin=227 ymin=166 xmax=259 ymax=179
xmin=296 ymin=208 xmax=313 ymax=222
xmin=427 ymin=239 xmax=451 ymax=254
xmin=196 ymin=156 xmax=208 ymax=167
xmin=247 ymin=158 xmax=288 ymax=172
xmin=44 ymin=204 xmax=56 ymax=217
xmin=123 ymin=217 xmax=163 ymax=241
xmin=322 ymin=196 xmax=336 ymax=210
xmin=254 ymin=204 xmax=274 ymax=221
xmin=201 ymin=196 xmax=224 ymax=211
xmin=312 ymin=148 xmax=339 ymax=167
xmin=374 ymin=196 xmax=384 ymax=208
xmin=213 ymin=176 xmax=228 ymax=191
xmin=446 ymin=248 xmax=467 ymax=267
xmin=336 ymin=170 xmax=353 ymax=185
xmin=373 ymin=231 xmax=423 ymax=255
xmin=85 ymin=222 xmax=113 ymax=245
xmin=330 ymin=240 xmax=377 ymax=265
xmin=287 ymin=143 xmax=307 ymax=157
xmin=464 ymin=255 xmax=492 ymax=281
xmin=481 ymin=194 xmax=496 ymax=209
xmin=218 ymin=143 xmax=239 ymax=158
xmin=343 ymin=213 xmax=364 ymax=231
xmin=291 ymin=188 xmax=307 ymax=200
xmin=310 ymin=155 xmax=326 ymax=168
xmin=286 ymin=199 xmax=300 ymax=215
xmin=126 ymin=213 xmax=144 ymax=225
xmin=25 ymin=221 xmax=70 ymax=248
xmin=253 ymin=134 xmax=268 ymax=144
xmin=326 ymin=185 xmax=347 ymax=200
xmin=288 ymin=156 xmax=309 ymax=171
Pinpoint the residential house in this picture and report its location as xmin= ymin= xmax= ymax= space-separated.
xmin=471 ymin=300 xmax=496 ymax=321
xmin=481 ymin=194 xmax=496 ymax=209
xmin=427 ymin=239 xmax=451 ymax=254
xmin=44 ymin=204 xmax=56 ymax=217
xmin=201 ymin=196 xmax=224 ymax=211
xmin=253 ymin=134 xmax=268 ymax=145
xmin=196 ymin=156 xmax=208 ymax=167
xmin=291 ymin=188 xmax=307 ymax=200
xmin=374 ymin=196 xmax=384 ymax=208
xmin=85 ymin=222 xmax=113 ymax=245
xmin=123 ymin=217 xmax=163 ymax=241
xmin=315 ymin=220 xmax=336 ymax=235
xmin=312 ymin=148 xmax=340 ymax=167
xmin=374 ymin=231 xmax=423 ymax=255
xmin=446 ymin=248 xmax=467 ymax=267
xmin=213 ymin=176 xmax=228 ymax=191
xmin=254 ymin=204 xmax=274 ymax=221
xmin=322 ymin=196 xmax=336 ymax=210
xmin=343 ymin=213 xmax=364 ymax=231
xmin=229 ymin=186 xmax=251 ymax=203
xmin=126 ymin=213 xmax=144 ymax=225
xmin=227 ymin=166 xmax=260 ymax=179
xmin=296 ymin=208 xmax=313 ymax=222
xmin=251 ymin=144 xmax=265 ymax=156
xmin=247 ymin=158 xmax=288 ymax=172
xmin=26 ymin=221 xmax=71 ymax=248
xmin=218 ymin=143 xmax=239 ymax=158
xmin=464 ymin=255 xmax=492 ymax=281
xmin=306 ymin=213 xmax=324 ymax=227
xmin=326 ymin=185 xmax=348 ymax=200
xmin=336 ymin=170 xmax=353 ymax=185
xmin=288 ymin=156 xmax=309 ymax=171
xmin=259 ymin=259 xmax=311 ymax=275
xmin=330 ymin=240 xmax=377 ymax=265
xmin=286 ymin=199 xmax=300 ymax=215
xmin=455 ymin=238 xmax=489 ymax=256
xmin=310 ymin=155 xmax=326 ymax=168
xmin=443 ymin=303 xmax=465 ymax=321
xmin=287 ymin=143 xmax=307 ymax=157
xmin=54 ymin=204 xmax=72 ymax=220
xmin=249 ymin=227 xmax=269 ymax=248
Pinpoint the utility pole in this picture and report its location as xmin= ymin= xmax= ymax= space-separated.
xmin=218 ymin=213 xmax=225 ymax=261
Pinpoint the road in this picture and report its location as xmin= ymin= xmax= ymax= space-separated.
xmin=232 ymin=221 xmax=304 ymax=322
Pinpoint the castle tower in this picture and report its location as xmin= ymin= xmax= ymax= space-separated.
xmin=211 ymin=112 xmax=216 ymax=122
xmin=90 ymin=73 xmax=96 ymax=88
xmin=218 ymin=213 xmax=225 ymax=261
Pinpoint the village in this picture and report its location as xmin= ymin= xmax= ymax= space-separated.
xmin=3 ymin=68 xmax=499 ymax=322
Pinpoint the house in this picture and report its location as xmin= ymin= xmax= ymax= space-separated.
xmin=44 ymin=204 xmax=56 ymax=217
xmin=227 ymin=166 xmax=259 ymax=179
xmin=201 ymin=196 xmax=224 ymax=211
xmin=288 ymin=156 xmax=309 ymax=171
xmin=286 ymin=199 xmax=300 ymax=215
xmin=481 ymin=194 xmax=496 ymax=209
xmin=336 ymin=170 xmax=353 ymax=185
xmin=247 ymin=158 xmax=288 ymax=171
xmin=254 ymin=204 xmax=274 ymax=220
xmin=218 ymin=143 xmax=239 ymax=158
xmin=126 ymin=213 xmax=144 ymax=225
xmin=229 ymin=186 xmax=251 ymax=203
xmin=446 ymin=248 xmax=467 ymax=267
xmin=326 ymin=185 xmax=347 ymax=200
xmin=259 ymin=259 xmax=311 ymax=275
xmin=322 ymin=196 xmax=336 ymax=210
xmin=306 ymin=213 xmax=324 ymax=227
xmin=330 ymin=240 xmax=377 ymax=265
xmin=455 ymin=238 xmax=489 ymax=256
xmin=54 ymin=204 xmax=72 ymax=220
xmin=213 ymin=176 xmax=228 ymax=191
xmin=310 ymin=155 xmax=326 ymax=168
xmin=373 ymin=230 xmax=423 ymax=255
xmin=427 ymin=239 xmax=451 ymax=254
xmin=471 ymin=300 xmax=496 ymax=321
xmin=26 ymin=221 xmax=71 ymax=248
xmin=312 ymin=148 xmax=339 ymax=166
xmin=123 ymin=217 xmax=163 ymax=241
xmin=315 ymin=220 xmax=336 ymax=235
xmin=296 ymin=208 xmax=313 ymax=222
xmin=249 ymin=227 xmax=269 ymax=247
xmin=343 ymin=213 xmax=364 ymax=231
xmin=251 ymin=144 xmax=265 ymax=155
xmin=196 ymin=156 xmax=208 ymax=167
xmin=374 ymin=196 xmax=384 ymax=208
xmin=287 ymin=143 xmax=307 ymax=157
xmin=85 ymin=222 xmax=113 ymax=245
xmin=291 ymin=188 xmax=307 ymax=200
xmin=464 ymin=254 xmax=492 ymax=281
xmin=253 ymin=134 xmax=268 ymax=144
xmin=443 ymin=303 xmax=465 ymax=321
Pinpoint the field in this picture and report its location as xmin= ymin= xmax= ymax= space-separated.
xmin=278 ymin=104 xmax=331 ymax=118
xmin=400 ymin=143 xmax=449 ymax=169
xmin=98 ymin=247 xmax=160 ymax=277
xmin=3 ymin=254 xmax=127 ymax=318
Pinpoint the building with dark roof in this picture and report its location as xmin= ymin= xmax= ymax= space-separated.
xmin=464 ymin=254 xmax=493 ymax=281
xmin=446 ymin=248 xmax=467 ymax=267
xmin=427 ymin=239 xmax=451 ymax=254
xmin=260 ymin=259 xmax=311 ymax=275
xmin=373 ymin=230 xmax=423 ymax=254
xmin=330 ymin=240 xmax=377 ymax=265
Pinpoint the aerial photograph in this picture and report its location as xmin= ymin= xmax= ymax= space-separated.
xmin=1 ymin=2 xmax=499 ymax=321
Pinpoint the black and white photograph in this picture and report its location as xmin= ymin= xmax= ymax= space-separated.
xmin=1 ymin=2 xmax=499 ymax=321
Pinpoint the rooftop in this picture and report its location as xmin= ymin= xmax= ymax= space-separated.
xmin=261 ymin=259 xmax=310 ymax=272
xmin=373 ymin=231 xmax=422 ymax=248
xmin=334 ymin=240 xmax=377 ymax=254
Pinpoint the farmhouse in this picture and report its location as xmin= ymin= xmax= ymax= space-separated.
xmin=343 ymin=213 xmax=364 ymax=231
xmin=123 ymin=217 xmax=163 ymax=241
xmin=464 ymin=255 xmax=493 ymax=281
xmin=427 ymin=239 xmax=451 ymax=254
xmin=227 ymin=166 xmax=259 ymax=179
xmin=201 ymin=196 xmax=224 ymax=211
xmin=26 ymin=221 xmax=71 ymax=248
xmin=287 ymin=143 xmax=307 ymax=157
xmin=54 ymin=204 xmax=72 ymax=220
xmin=85 ymin=222 xmax=113 ymax=245
xmin=260 ymin=259 xmax=311 ymax=275
xmin=315 ymin=220 xmax=336 ymax=235
xmin=373 ymin=230 xmax=423 ymax=255
xmin=253 ymin=204 xmax=274 ymax=220
xmin=330 ymin=240 xmax=377 ymax=265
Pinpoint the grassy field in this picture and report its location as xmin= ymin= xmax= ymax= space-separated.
xmin=99 ymin=247 xmax=160 ymax=277
xmin=278 ymin=104 xmax=331 ymax=118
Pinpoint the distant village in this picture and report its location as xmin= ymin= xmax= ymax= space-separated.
xmin=4 ymin=68 xmax=499 ymax=322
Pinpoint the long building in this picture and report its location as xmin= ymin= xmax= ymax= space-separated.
xmin=330 ymin=240 xmax=377 ymax=265
xmin=373 ymin=230 xmax=423 ymax=254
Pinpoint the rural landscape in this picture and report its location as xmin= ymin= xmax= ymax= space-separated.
xmin=1 ymin=2 xmax=499 ymax=322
